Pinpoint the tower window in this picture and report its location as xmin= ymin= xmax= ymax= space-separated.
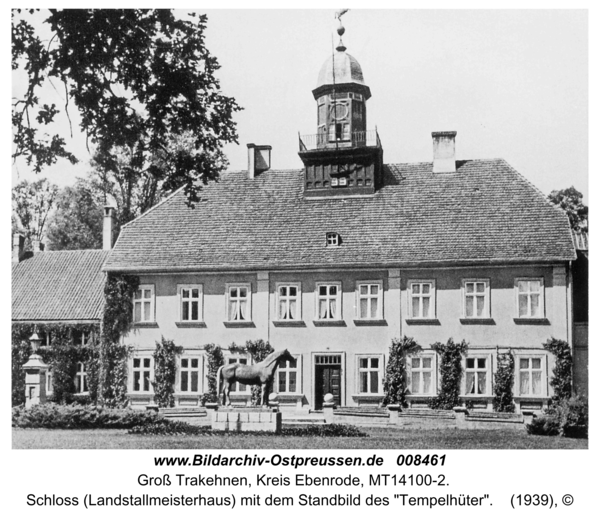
xmin=326 ymin=233 xmax=340 ymax=246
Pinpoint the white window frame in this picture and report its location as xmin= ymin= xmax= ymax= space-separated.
xmin=326 ymin=233 xmax=340 ymax=246
xmin=356 ymin=280 xmax=383 ymax=320
xmin=275 ymin=283 xmax=302 ymax=321
xmin=275 ymin=355 xmax=302 ymax=394
xmin=408 ymin=280 xmax=436 ymax=319
xmin=463 ymin=354 xmax=492 ymax=396
xmin=515 ymin=278 xmax=545 ymax=318
xmin=131 ymin=356 xmax=154 ymax=393
xmin=74 ymin=361 xmax=89 ymax=394
xmin=133 ymin=284 xmax=155 ymax=323
xmin=178 ymin=284 xmax=204 ymax=322
xmin=356 ymin=354 xmax=384 ymax=395
xmin=462 ymin=279 xmax=491 ymax=319
xmin=225 ymin=283 xmax=252 ymax=322
xmin=407 ymin=353 xmax=437 ymax=396
xmin=225 ymin=354 xmax=252 ymax=394
xmin=178 ymin=355 xmax=203 ymax=394
xmin=315 ymin=282 xmax=342 ymax=321
xmin=516 ymin=355 xmax=546 ymax=397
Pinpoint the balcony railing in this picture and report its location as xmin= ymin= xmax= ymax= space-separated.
xmin=299 ymin=129 xmax=381 ymax=151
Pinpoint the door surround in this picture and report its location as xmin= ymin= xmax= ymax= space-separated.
xmin=311 ymin=351 xmax=346 ymax=409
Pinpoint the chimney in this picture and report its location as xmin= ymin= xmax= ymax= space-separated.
xmin=12 ymin=234 xmax=24 ymax=264
xmin=432 ymin=131 xmax=457 ymax=173
xmin=247 ymin=144 xmax=272 ymax=178
xmin=103 ymin=205 xmax=115 ymax=250
xmin=31 ymin=237 xmax=43 ymax=253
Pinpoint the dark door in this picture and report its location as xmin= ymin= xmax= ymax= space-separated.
xmin=315 ymin=365 xmax=341 ymax=409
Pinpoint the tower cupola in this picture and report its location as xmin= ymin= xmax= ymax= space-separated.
xmin=299 ymin=11 xmax=383 ymax=198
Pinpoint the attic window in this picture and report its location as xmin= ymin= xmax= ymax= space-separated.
xmin=326 ymin=232 xmax=340 ymax=247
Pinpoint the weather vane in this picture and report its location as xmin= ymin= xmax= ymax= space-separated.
xmin=334 ymin=9 xmax=350 ymax=51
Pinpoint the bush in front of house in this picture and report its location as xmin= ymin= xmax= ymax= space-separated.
xmin=12 ymin=403 xmax=168 ymax=429
xmin=129 ymin=422 xmax=367 ymax=437
xmin=526 ymin=395 xmax=588 ymax=438
xmin=429 ymin=338 xmax=468 ymax=410
xmin=382 ymin=336 xmax=421 ymax=408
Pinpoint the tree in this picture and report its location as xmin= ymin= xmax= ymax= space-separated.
xmin=12 ymin=178 xmax=59 ymax=250
xmin=12 ymin=9 xmax=241 ymax=205
xmin=46 ymin=179 xmax=105 ymax=250
xmin=548 ymin=187 xmax=588 ymax=232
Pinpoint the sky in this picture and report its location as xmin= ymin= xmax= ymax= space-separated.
xmin=10 ymin=8 xmax=589 ymax=200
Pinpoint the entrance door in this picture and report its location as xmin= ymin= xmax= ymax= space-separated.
xmin=314 ymin=355 xmax=342 ymax=409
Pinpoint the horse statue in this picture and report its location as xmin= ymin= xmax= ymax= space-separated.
xmin=216 ymin=349 xmax=295 ymax=407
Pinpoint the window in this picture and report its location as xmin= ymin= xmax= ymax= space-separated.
xmin=133 ymin=285 xmax=155 ymax=323
xmin=277 ymin=284 xmax=301 ymax=321
xmin=516 ymin=278 xmax=544 ymax=318
xmin=409 ymin=281 xmax=435 ymax=319
xmin=326 ymin=232 xmax=340 ymax=246
xmin=228 ymin=357 xmax=251 ymax=393
xmin=179 ymin=285 xmax=203 ymax=322
xmin=357 ymin=282 xmax=383 ymax=319
xmin=226 ymin=284 xmax=251 ymax=322
xmin=276 ymin=357 xmax=299 ymax=393
xmin=518 ymin=357 xmax=544 ymax=396
xmin=74 ymin=362 xmax=88 ymax=393
xmin=409 ymin=356 xmax=435 ymax=395
xmin=180 ymin=357 xmax=201 ymax=393
xmin=357 ymin=356 xmax=383 ymax=394
xmin=316 ymin=283 xmax=342 ymax=320
xmin=46 ymin=368 xmax=53 ymax=395
xmin=132 ymin=357 xmax=153 ymax=392
xmin=465 ymin=357 xmax=489 ymax=395
xmin=463 ymin=280 xmax=490 ymax=318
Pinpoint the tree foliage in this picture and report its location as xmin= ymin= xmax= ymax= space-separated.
xmin=12 ymin=9 xmax=241 ymax=205
xmin=382 ymin=336 xmax=421 ymax=407
xmin=152 ymin=337 xmax=183 ymax=408
xmin=429 ymin=338 xmax=468 ymax=410
xmin=46 ymin=179 xmax=104 ymax=250
xmin=492 ymin=349 xmax=515 ymax=413
xmin=12 ymin=178 xmax=59 ymax=249
xmin=548 ymin=186 xmax=588 ymax=232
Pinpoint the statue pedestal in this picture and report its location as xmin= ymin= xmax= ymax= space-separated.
xmin=212 ymin=408 xmax=282 ymax=433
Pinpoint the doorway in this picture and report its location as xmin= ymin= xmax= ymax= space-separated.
xmin=314 ymin=354 xmax=342 ymax=410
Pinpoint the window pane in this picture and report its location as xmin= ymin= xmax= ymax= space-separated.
xmin=532 ymin=358 xmax=541 ymax=369
xmin=371 ymin=358 xmax=379 ymax=369
xmin=412 ymin=358 xmax=421 ymax=368
xmin=519 ymin=294 xmax=528 ymax=317
xmin=319 ymin=286 xmax=327 ymax=296
xmin=412 ymin=297 xmax=420 ymax=317
xmin=143 ymin=358 xmax=151 ymax=368
xmin=530 ymin=295 xmax=540 ymax=317
xmin=520 ymin=358 xmax=529 ymax=369
xmin=182 ymin=301 xmax=189 ymax=320
xmin=289 ymin=287 xmax=297 ymax=297
xmin=181 ymin=358 xmax=188 ymax=368
xmin=477 ymin=358 xmax=486 ymax=369
xmin=530 ymin=280 xmax=541 ymax=292
xmin=191 ymin=359 xmax=198 ymax=368
xmin=133 ymin=358 xmax=140 ymax=368
xmin=134 ymin=371 xmax=140 ymax=391
xmin=143 ymin=301 xmax=151 ymax=321
xmin=412 ymin=284 xmax=421 ymax=295
xmin=329 ymin=286 xmax=337 ymax=295
xmin=239 ymin=300 xmax=247 ymax=320
xmin=278 ymin=373 xmax=286 ymax=393
xmin=476 ymin=283 xmax=485 ymax=293
xmin=360 ymin=298 xmax=368 ymax=318
xmin=371 ymin=299 xmax=378 ymax=319
xmin=181 ymin=371 xmax=188 ymax=392
xmin=228 ymin=301 xmax=237 ymax=321
xmin=476 ymin=296 xmax=485 ymax=317
xmin=467 ymin=358 xmax=475 ymax=369
xmin=182 ymin=289 xmax=189 ymax=298
xmin=422 ymin=297 xmax=430 ymax=318
xmin=191 ymin=301 xmax=198 ymax=321
xmin=143 ymin=371 xmax=150 ymax=392
xmin=465 ymin=283 xmax=474 ymax=294
xmin=240 ymin=288 xmax=247 ymax=298
xmin=360 ymin=285 xmax=368 ymax=295
xmin=230 ymin=287 xmax=237 ymax=297
xmin=466 ymin=372 xmax=475 ymax=394
xmin=360 ymin=358 xmax=368 ymax=369
xmin=518 ymin=281 xmax=527 ymax=293
xmin=360 ymin=372 xmax=368 ymax=393
xmin=192 ymin=288 xmax=199 ymax=298
xmin=477 ymin=372 xmax=486 ymax=394
xmin=423 ymin=372 xmax=431 ymax=394
xmin=134 ymin=302 xmax=141 ymax=322
xmin=135 ymin=290 xmax=142 ymax=299
xmin=422 ymin=284 xmax=430 ymax=295
xmin=191 ymin=371 xmax=198 ymax=392
xmin=289 ymin=300 xmax=297 ymax=320
xmin=369 ymin=372 xmax=378 ymax=393
xmin=532 ymin=371 xmax=541 ymax=395
xmin=411 ymin=372 xmax=421 ymax=393
xmin=466 ymin=297 xmax=474 ymax=317
xmin=280 ymin=286 xmax=287 ymax=296
xmin=423 ymin=357 xmax=432 ymax=369
xmin=144 ymin=289 xmax=152 ymax=299
xmin=520 ymin=371 xmax=530 ymax=395
xmin=289 ymin=372 xmax=297 ymax=393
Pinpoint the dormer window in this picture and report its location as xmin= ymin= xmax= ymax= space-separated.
xmin=326 ymin=232 xmax=340 ymax=246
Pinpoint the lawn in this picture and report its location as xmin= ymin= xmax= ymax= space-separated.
xmin=13 ymin=427 xmax=587 ymax=449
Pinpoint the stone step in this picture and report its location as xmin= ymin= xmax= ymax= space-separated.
xmin=401 ymin=409 xmax=455 ymax=419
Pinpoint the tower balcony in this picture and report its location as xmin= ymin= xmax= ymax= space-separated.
xmin=299 ymin=129 xmax=381 ymax=152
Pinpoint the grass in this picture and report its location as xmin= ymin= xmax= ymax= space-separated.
xmin=13 ymin=427 xmax=587 ymax=450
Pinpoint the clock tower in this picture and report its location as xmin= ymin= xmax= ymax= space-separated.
xmin=299 ymin=14 xmax=383 ymax=197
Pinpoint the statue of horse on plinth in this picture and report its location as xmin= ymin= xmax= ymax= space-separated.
xmin=216 ymin=349 xmax=295 ymax=407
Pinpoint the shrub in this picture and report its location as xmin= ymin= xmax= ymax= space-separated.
xmin=12 ymin=403 xmax=167 ymax=429
xmin=382 ymin=336 xmax=421 ymax=407
xmin=130 ymin=421 xmax=204 ymax=435
xmin=492 ymin=350 xmax=515 ymax=412
xmin=526 ymin=395 xmax=588 ymax=438
xmin=204 ymin=344 xmax=224 ymax=403
xmin=152 ymin=337 xmax=183 ymax=408
xmin=543 ymin=338 xmax=573 ymax=403
xmin=429 ymin=338 xmax=468 ymax=410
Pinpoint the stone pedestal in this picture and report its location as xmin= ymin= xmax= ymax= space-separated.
xmin=22 ymin=354 xmax=49 ymax=409
xmin=212 ymin=408 xmax=282 ymax=433
xmin=387 ymin=404 xmax=401 ymax=425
